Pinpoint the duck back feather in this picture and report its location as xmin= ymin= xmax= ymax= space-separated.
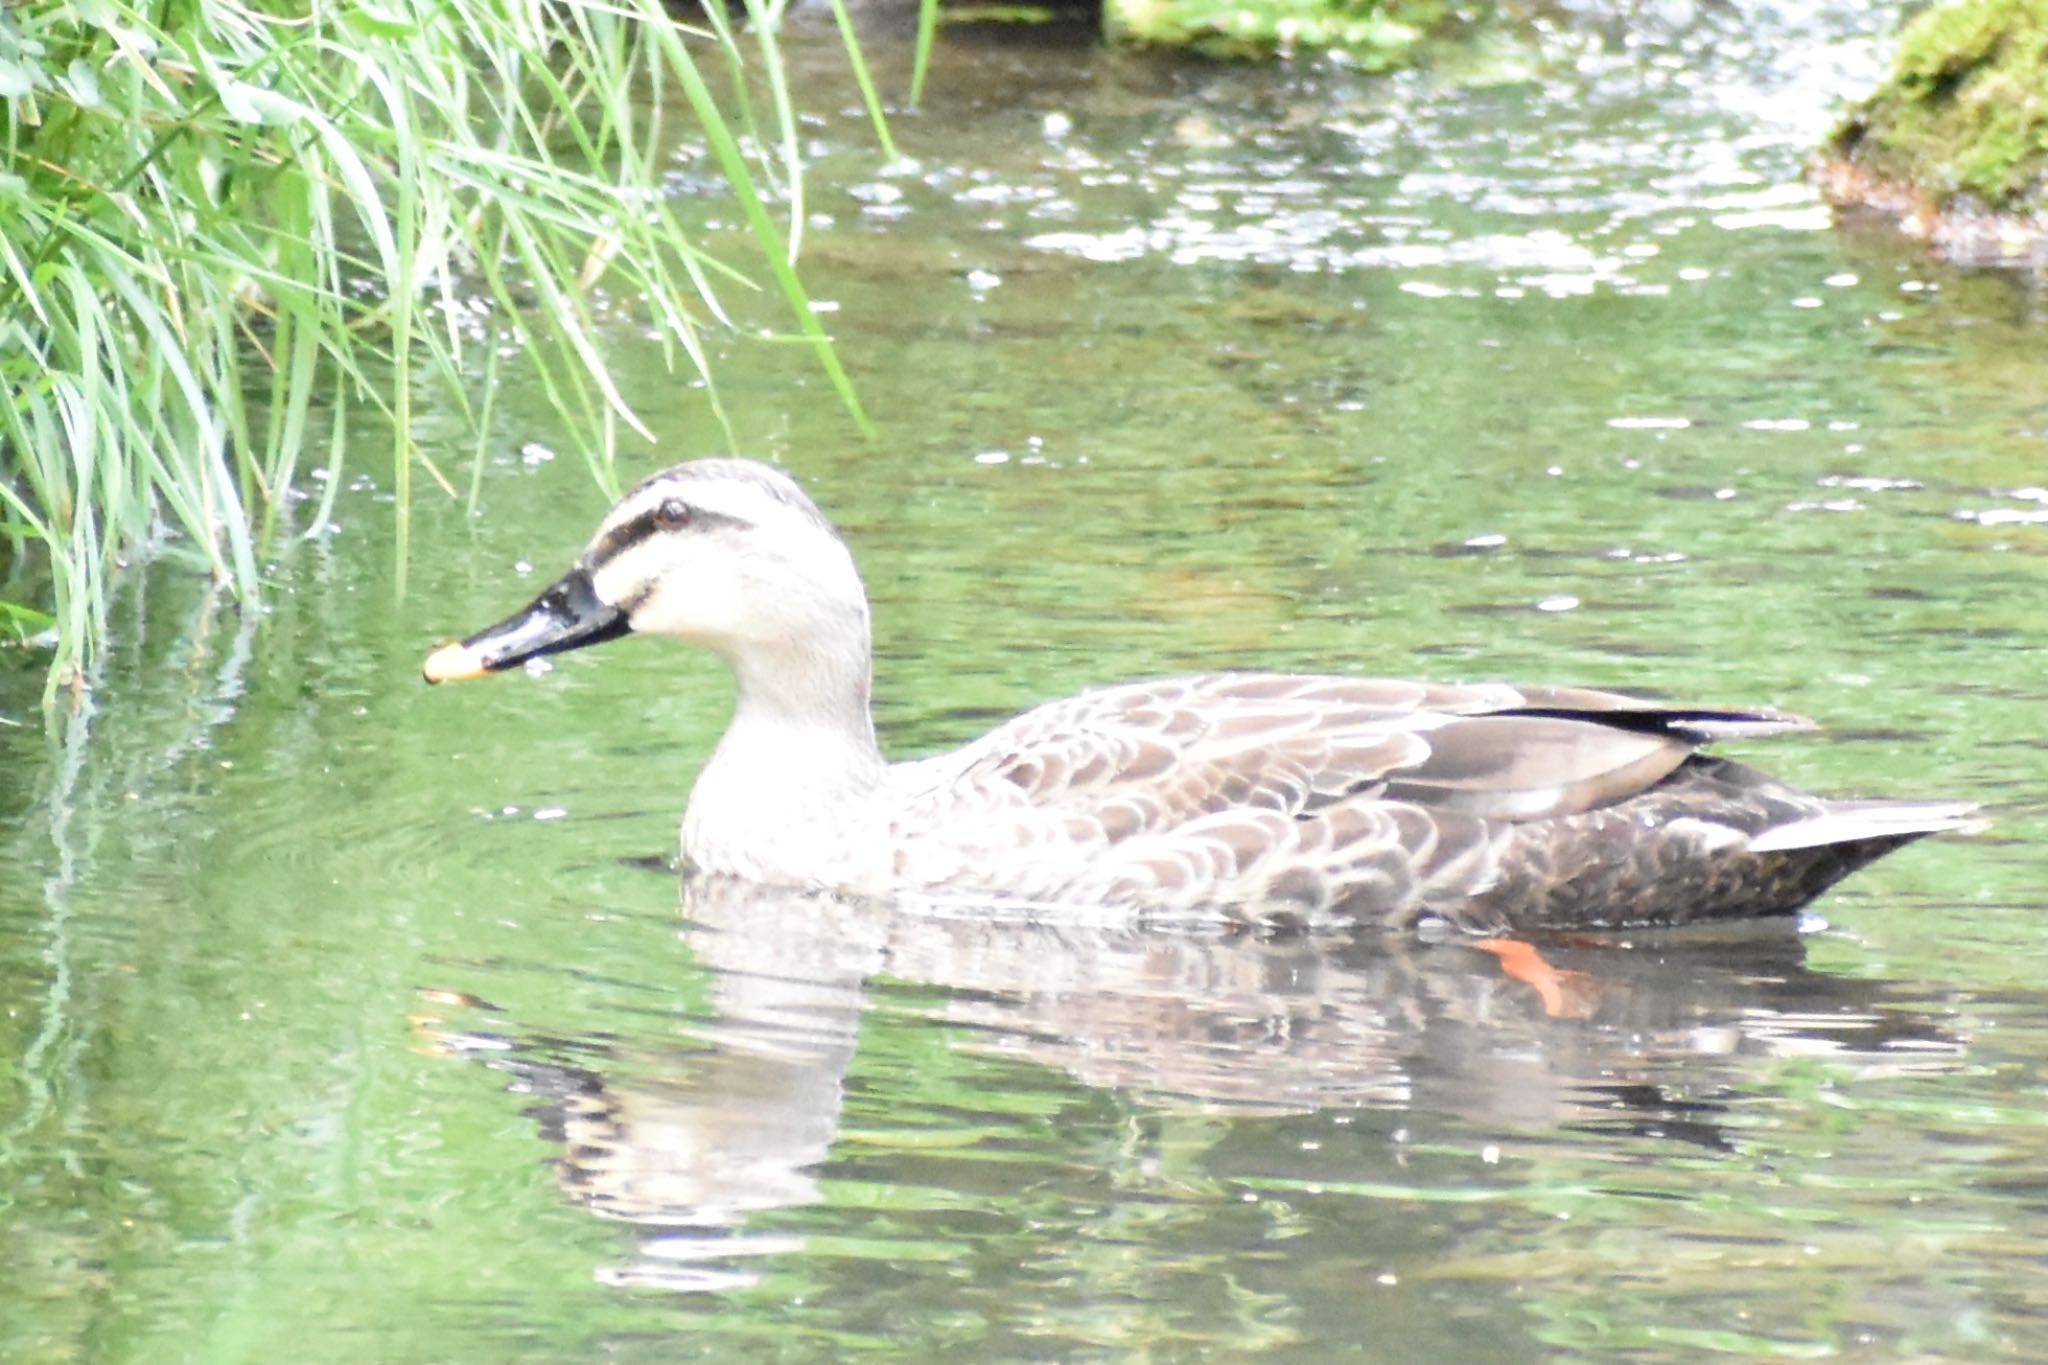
xmin=881 ymin=673 xmax=1976 ymax=933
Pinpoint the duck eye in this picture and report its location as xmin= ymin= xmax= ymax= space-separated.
xmin=654 ymin=499 xmax=693 ymax=531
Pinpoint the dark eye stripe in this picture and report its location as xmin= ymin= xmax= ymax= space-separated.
xmin=586 ymin=499 xmax=746 ymax=569
xmin=588 ymin=509 xmax=662 ymax=567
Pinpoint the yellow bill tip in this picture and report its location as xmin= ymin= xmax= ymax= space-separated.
xmin=422 ymin=641 xmax=488 ymax=685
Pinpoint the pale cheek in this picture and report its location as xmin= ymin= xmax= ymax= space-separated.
xmin=628 ymin=556 xmax=748 ymax=642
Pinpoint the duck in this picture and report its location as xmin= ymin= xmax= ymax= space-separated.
xmin=423 ymin=457 xmax=1978 ymax=936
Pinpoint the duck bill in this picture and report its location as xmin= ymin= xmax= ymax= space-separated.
xmin=422 ymin=565 xmax=631 ymax=684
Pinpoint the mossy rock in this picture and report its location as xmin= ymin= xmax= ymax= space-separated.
xmin=1829 ymin=0 xmax=2048 ymax=216
xmin=1107 ymin=0 xmax=1445 ymax=65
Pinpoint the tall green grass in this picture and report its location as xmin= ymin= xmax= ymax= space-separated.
xmin=0 ymin=0 xmax=889 ymax=703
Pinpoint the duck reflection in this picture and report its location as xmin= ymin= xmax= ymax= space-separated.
xmin=421 ymin=878 xmax=1961 ymax=1291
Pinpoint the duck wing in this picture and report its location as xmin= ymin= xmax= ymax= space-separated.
xmin=882 ymin=674 xmax=1810 ymax=927
xmin=946 ymin=672 xmax=1805 ymax=830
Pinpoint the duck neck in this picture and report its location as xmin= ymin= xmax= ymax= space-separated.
xmin=725 ymin=637 xmax=884 ymax=782
xmin=684 ymin=631 xmax=887 ymax=881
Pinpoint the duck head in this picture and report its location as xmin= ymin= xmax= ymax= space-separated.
xmin=422 ymin=458 xmax=869 ymax=685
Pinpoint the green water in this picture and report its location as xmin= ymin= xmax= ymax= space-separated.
xmin=5 ymin=7 xmax=2048 ymax=1361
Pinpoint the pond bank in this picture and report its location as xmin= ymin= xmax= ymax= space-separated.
xmin=1819 ymin=0 xmax=2048 ymax=266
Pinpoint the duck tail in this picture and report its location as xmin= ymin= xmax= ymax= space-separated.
xmin=1746 ymin=799 xmax=1986 ymax=854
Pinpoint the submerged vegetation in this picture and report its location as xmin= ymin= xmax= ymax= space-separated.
xmin=0 ymin=0 xmax=882 ymax=700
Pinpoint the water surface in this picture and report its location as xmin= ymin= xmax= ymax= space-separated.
xmin=4 ymin=6 xmax=2047 ymax=1361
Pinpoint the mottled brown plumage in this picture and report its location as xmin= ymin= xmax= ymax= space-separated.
xmin=878 ymin=673 xmax=1965 ymax=933
xmin=424 ymin=459 xmax=1978 ymax=935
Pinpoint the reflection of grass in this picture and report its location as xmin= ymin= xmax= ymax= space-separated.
xmin=0 ymin=0 xmax=894 ymax=702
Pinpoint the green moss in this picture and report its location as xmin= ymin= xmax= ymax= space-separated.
xmin=1107 ymin=0 xmax=1445 ymax=66
xmin=1831 ymin=0 xmax=2048 ymax=212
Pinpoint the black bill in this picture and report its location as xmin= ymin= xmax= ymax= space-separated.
xmin=422 ymin=565 xmax=631 ymax=684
